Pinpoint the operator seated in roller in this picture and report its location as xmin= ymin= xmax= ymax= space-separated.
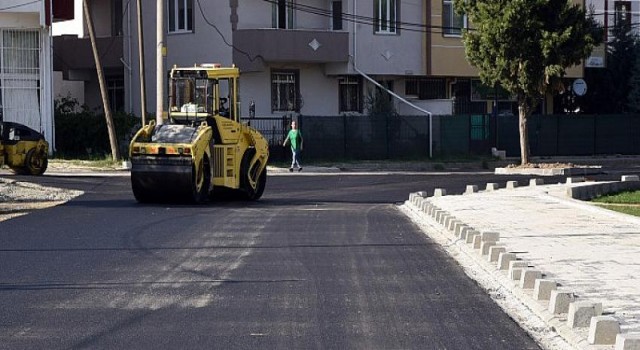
xmin=219 ymin=97 xmax=229 ymax=118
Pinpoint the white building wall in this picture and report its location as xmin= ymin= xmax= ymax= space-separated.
xmin=0 ymin=1 xmax=55 ymax=148
xmin=350 ymin=0 xmax=424 ymax=76
xmin=236 ymin=1 xmax=272 ymax=29
xmin=239 ymin=65 xmax=338 ymax=117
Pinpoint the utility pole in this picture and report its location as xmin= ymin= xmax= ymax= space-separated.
xmin=82 ymin=0 xmax=121 ymax=161
xmin=136 ymin=0 xmax=147 ymax=125
xmin=156 ymin=0 xmax=164 ymax=124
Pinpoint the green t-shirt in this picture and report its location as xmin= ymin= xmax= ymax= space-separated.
xmin=287 ymin=129 xmax=302 ymax=150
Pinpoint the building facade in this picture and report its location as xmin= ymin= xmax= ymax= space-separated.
xmin=124 ymin=0 xmax=454 ymax=120
xmin=52 ymin=0 xmax=124 ymax=114
xmin=0 ymin=0 xmax=72 ymax=146
xmin=50 ymin=0 xmax=598 ymax=126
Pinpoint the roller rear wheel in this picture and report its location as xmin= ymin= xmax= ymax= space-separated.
xmin=11 ymin=148 xmax=48 ymax=175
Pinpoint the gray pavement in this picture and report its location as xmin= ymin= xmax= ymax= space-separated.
xmin=402 ymin=179 xmax=640 ymax=350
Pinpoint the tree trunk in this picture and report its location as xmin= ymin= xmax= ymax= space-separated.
xmin=83 ymin=0 xmax=121 ymax=161
xmin=518 ymin=102 xmax=530 ymax=165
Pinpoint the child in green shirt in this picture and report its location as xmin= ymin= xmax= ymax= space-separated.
xmin=283 ymin=120 xmax=303 ymax=172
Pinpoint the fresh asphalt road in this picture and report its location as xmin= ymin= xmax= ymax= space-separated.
xmin=1 ymin=170 xmax=623 ymax=350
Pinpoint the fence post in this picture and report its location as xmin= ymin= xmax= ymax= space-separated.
xmin=386 ymin=113 xmax=390 ymax=158
xmin=593 ymin=115 xmax=597 ymax=155
xmin=343 ymin=113 xmax=347 ymax=159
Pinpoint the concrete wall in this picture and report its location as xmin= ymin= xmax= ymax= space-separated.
xmin=351 ymin=0 xmax=424 ymax=76
xmin=240 ymin=64 xmax=339 ymax=117
xmin=0 ymin=13 xmax=40 ymax=28
xmin=53 ymin=71 xmax=85 ymax=105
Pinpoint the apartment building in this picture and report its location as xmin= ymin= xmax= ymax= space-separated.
xmin=123 ymin=0 xmax=458 ymax=120
xmin=51 ymin=0 xmax=596 ymax=125
xmin=0 ymin=0 xmax=72 ymax=146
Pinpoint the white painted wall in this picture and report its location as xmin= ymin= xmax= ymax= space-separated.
xmin=239 ymin=64 xmax=339 ymax=117
xmin=236 ymin=0 xmax=273 ymax=29
xmin=351 ymin=0 xmax=424 ymax=75
xmin=397 ymin=99 xmax=454 ymax=116
xmin=0 ymin=13 xmax=40 ymax=27
xmin=52 ymin=0 xmax=84 ymax=36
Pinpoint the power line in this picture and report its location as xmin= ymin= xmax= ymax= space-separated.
xmin=261 ymin=0 xmax=457 ymax=34
xmin=195 ymin=0 xmax=264 ymax=63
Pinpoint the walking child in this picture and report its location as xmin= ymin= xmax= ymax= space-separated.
xmin=283 ymin=120 xmax=303 ymax=172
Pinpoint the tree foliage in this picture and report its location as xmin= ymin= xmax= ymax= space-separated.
xmin=628 ymin=43 xmax=640 ymax=113
xmin=606 ymin=18 xmax=637 ymax=113
xmin=454 ymin=0 xmax=603 ymax=164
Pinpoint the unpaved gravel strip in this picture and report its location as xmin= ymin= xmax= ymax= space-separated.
xmin=0 ymin=178 xmax=83 ymax=223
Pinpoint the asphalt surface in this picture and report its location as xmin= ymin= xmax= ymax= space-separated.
xmin=0 ymin=170 xmax=553 ymax=350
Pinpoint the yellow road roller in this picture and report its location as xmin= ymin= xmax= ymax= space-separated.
xmin=129 ymin=64 xmax=269 ymax=203
xmin=0 ymin=121 xmax=49 ymax=175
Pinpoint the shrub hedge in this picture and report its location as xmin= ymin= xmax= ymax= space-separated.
xmin=54 ymin=98 xmax=140 ymax=159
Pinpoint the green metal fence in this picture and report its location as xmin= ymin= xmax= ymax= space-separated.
xmin=246 ymin=114 xmax=640 ymax=162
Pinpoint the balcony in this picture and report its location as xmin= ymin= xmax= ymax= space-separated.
xmin=53 ymin=35 xmax=123 ymax=80
xmin=233 ymin=29 xmax=349 ymax=72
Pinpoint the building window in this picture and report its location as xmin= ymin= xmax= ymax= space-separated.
xmin=271 ymin=70 xmax=299 ymax=112
xmin=405 ymin=78 xmax=446 ymax=100
xmin=107 ymin=77 xmax=125 ymax=112
xmin=332 ymin=1 xmax=343 ymax=30
xmin=272 ymin=0 xmax=295 ymax=29
xmin=615 ymin=1 xmax=631 ymax=27
xmin=374 ymin=0 xmax=397 ymax=34
xmin=339 ymin=76 xmax=362 ymax=112
xmin=168 ymin=0 xmax=193 ymax=33
xmin=443 ymin=0 xmax=465 ymax=36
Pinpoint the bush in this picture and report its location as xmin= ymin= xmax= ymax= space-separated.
xmin=54 ymin=97 xmax=140 ymax=158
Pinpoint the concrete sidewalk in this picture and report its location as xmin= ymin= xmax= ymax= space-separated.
xmin=402 ymin=178 xmax=640 ymax=350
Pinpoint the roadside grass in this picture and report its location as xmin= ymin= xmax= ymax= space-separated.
xmin=592 ymin=190 xmax=640 ymax=217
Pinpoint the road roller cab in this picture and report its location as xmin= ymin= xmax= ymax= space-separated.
xmin=129 ymin=64 xmax=269 ymax=203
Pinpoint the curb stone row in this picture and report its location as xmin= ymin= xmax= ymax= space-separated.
xmin=406 ymin=174 xmax=640 ymax=350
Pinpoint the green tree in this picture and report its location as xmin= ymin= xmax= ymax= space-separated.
xmin=454 ymin=0 xmax=603 ymax=164
xmin=607 ymin=17 xmax=637 ymax=113
xmin=628 ymin=42 xmax=640 ymax=113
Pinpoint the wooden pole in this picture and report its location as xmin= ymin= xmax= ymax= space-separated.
xmin=82 ymin=0 xmax=121 ymax=161
xmin=136 ymin=0 xmax=147 ymax=125
xmin=156 ymin=0 xmax=164 ymax=124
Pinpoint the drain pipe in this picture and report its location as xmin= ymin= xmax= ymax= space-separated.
xmin=350 ymin=1 xmax=433 ymax=158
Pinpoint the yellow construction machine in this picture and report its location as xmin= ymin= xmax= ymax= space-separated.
xmin=129 ymin=64 xmax=269 ymax=203
xmin=0 ymin=120 xmax=49 ymax=175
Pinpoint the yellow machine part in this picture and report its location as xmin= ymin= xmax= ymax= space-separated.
xmin=1 ymin=121 xmax=49 ymax=175
xmin=129 ymin=121 xmax=214 ymax=203
xmin=2 ymin=139 xmax=49 ymax=176
xmin=128 ymin=63 xmax=269 ymax=203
